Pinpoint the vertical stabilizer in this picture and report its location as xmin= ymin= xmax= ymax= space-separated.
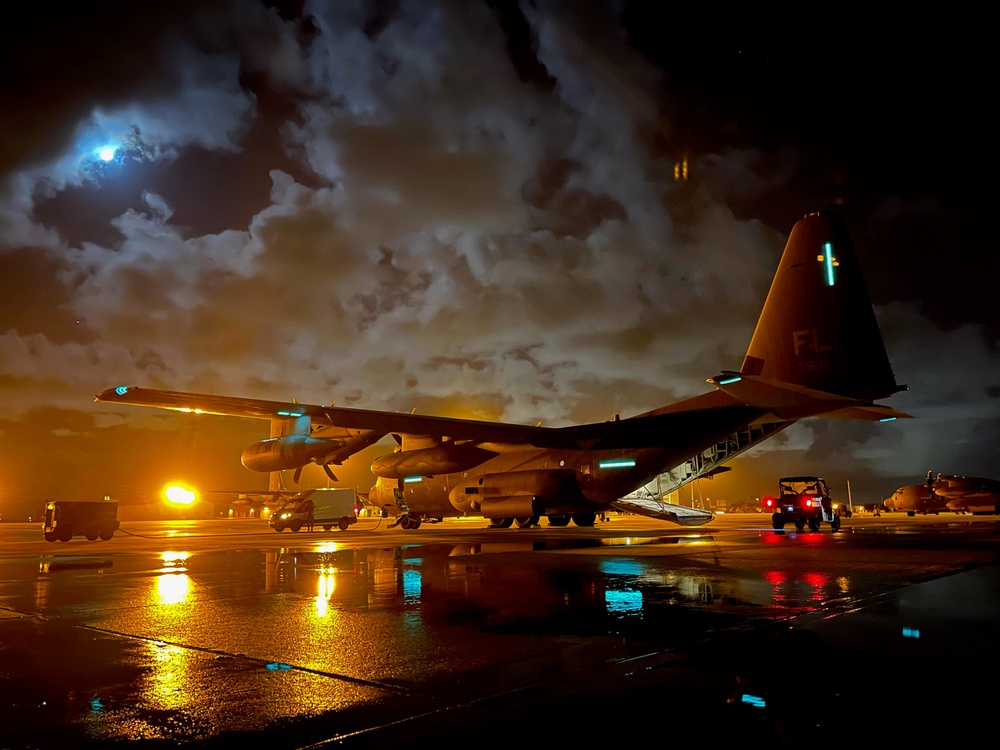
xmin=740 ymin=212 xmax=901 ymax=400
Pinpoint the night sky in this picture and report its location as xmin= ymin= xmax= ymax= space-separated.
xmin=0 ymin=1 xmax=994 ymax=517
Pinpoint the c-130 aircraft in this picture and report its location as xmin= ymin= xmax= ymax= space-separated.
xmin=96 ymin=212 xmax=909 ymax=530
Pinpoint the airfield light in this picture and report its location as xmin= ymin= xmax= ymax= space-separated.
xmin=164 ymin=483 xmax=197 ymax=506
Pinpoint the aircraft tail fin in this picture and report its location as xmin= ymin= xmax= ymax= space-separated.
xmin=738 ymin=212 xmax=904 ymax=401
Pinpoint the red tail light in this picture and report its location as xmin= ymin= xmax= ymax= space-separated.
xmin=763 ymin=496 xmax=775 ymax=508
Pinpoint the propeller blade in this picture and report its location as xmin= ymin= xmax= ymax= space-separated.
xmin=323 ymin=464 xmax=339 ymax=482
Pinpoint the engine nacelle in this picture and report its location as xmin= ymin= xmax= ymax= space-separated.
xmin=371 ymin=442 xmax=497 ymax=479
xmin=241 ymin=435 xmax=341 ymax=473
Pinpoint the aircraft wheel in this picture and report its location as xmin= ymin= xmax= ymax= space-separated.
xmin=771 ymin=513 xmax=785 ymax=530
xmin=58 ymin=529 xmax=73 ymax=542
xmin=514 ymin=516 xmax=538 ymax=529
xmin=547 ymin=515 xmax=570 ymax=527
xmin=489 ymin=517 xmax=513 ymax=528
xmin=401 ymin=516 xmax=422 ymax=530
xmin=291 ymin=520 xmax=302 ymax=532
xmin=44 ymin=532 xmax=57 ymax=542
xmin=85 ymin=530 xmax=99 ymax=541
xmin=338 ymin=518 xmax=350 ymax=531
xmin=323 ymin=525 xmax=333 ymax=531
xmin=571 ymin=511 xmax=596 ymax=527
xmin=99 ymin=529 xmax=114 ymax=541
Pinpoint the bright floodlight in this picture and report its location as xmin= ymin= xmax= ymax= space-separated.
xmin=164 ymin=484 xmax=197 ymax=506
xmin=97 ymin=146 xmax=116 ymax=162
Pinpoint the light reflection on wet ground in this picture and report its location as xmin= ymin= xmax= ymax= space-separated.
xmin=2 ymin=517 xmax=1000 ymax=746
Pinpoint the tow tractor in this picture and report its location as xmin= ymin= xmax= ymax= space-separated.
xmin=763 ymin=476 xmax=841 ymax=532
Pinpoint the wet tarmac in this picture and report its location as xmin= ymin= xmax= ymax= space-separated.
xmin=2 ymin=513 xmax=999 ymax=748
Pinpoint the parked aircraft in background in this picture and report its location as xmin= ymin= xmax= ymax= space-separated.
xmin=96 ymin=212 xmax=908 ymax=530
xmin=885 ymin=474 xmax=1000 ymax=515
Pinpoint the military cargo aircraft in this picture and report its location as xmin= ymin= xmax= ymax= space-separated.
xmin=96 ymin=212 xmax=908 ymax=530
xmin=885 ymin=474 xmax=1000 ymax=515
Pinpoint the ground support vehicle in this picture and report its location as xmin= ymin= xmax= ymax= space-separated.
xmin=763 ymin=476 xmax=841 ymax=532
xmin=269 ymin=488 xmax=359 ymax=532
xmin=42 ymin=500 xmax=120 ymax=542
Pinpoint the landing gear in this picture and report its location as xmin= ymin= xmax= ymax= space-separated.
xmin=571 ymin=511 xmax=597 ymax=527
xmin=546 ymin=515 xmax=571 ymax=527
xmin=514 ymin=516 xmax=538 ymax=529
xmin=400 ymin=516 xmax=422 ymax=530
xmin=489 ymin=517 xmax=514 ymax=528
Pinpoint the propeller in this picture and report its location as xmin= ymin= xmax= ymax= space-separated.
xmin=291 ymin=463 xmax=339 ymax=484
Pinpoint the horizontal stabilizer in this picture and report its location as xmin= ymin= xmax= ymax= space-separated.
xmin=611 ymin=496 xmax=714 ymax=526
xmin=818 ymin=404 xmax=912 ymax=421
xmin=709 ymin=372 xmax=907 ymax=421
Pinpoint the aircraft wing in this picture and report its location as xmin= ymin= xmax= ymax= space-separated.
xmin=96 ymin=386 xmax=573 ymax=447
xmin=95 ymin=386 xmax=763 ymax=452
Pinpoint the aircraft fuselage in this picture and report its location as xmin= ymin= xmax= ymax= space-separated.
xmin=884 ymin=481 xmax=1000 ymax=516
xmin=366 ymin=441 xmax=712 ymax=521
